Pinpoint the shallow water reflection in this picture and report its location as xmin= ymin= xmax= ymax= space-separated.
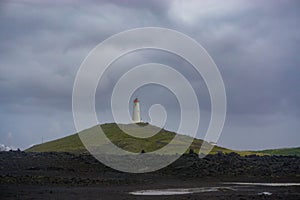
xmin=130 ymin=182 xmax=299 ymax=196
xmin=224 ymin=182 xmax=300 ymax=186
xmin=130 ymin=187 xmax=234 ymax=195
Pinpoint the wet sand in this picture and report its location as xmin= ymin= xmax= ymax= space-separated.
xmin=1 ymin=182 xmax=300 ymax=199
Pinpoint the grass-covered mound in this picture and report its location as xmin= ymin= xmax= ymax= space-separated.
xmin=26 ymin=123 xmax=259 ymax=155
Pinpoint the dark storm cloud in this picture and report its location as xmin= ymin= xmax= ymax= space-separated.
xmin=0 ymin=0 xmax=299 ymax=150
xmin=103 ymin=0 xmax=172 ymax=13
xmin=167 ymin=1 xmax=300 ymax=117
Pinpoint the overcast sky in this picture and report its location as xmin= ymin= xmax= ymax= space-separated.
xmin=0 ymin=0 xmax=299 ymax=150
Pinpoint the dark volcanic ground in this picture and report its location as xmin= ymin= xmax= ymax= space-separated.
xmin=0 ymin=151 xmax=299 ymax=199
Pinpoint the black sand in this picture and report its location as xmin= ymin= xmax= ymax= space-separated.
xmin=0 ymin=151 xmax=299 ymax=199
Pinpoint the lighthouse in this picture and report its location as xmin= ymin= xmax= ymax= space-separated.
xmin=132 ymin=98 xmax=141 ymax=123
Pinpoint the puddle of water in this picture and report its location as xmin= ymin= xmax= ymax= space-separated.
xmin=258 ymin=192 xmax=272 ymax=196
xmin=224 ymin=182 xmax=300 ymax=187
xmin=130 ymin=190 xmax=192 ymax=195
xmin=130 ymin=187 xmax=234 ymax=196
xmin=130 ymin=183 xmax=299 ymax=196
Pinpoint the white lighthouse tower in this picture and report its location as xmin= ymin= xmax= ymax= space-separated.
xmin=132 ymin=98 xmax=141 ymax=123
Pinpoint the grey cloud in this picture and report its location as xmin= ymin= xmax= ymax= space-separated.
xmin=0 ymin=0 xmax=299 ymax=150
xmin=169 ymin=1 xmax=300 ymax=116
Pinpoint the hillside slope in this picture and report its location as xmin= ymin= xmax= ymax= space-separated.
xmin=26 ymin=123 xmax=256 ymax=155
xmin=256 ymin=147 xmax=300 ymax=156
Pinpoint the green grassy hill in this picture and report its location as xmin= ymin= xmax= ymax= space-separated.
xmin=26 ymin=123 xmax=258 ymax=155
xmin=256 ymin=147 xmax=300 ymax=156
